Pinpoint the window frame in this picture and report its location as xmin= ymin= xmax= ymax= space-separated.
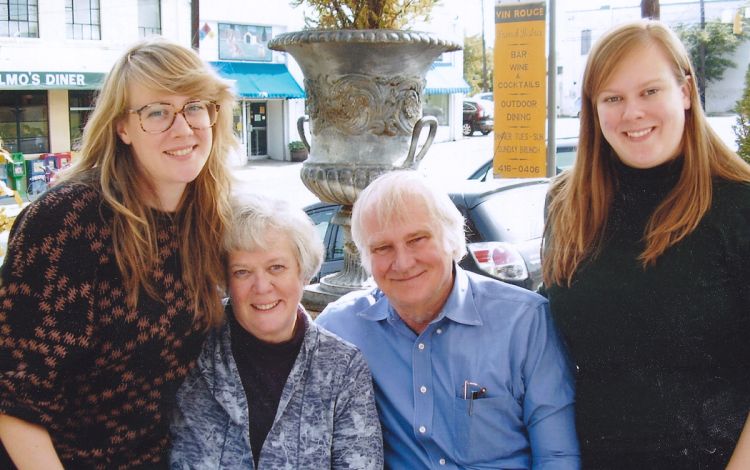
xmin=0 ymin=91 xmax=50 ymax=155
xmin=0 ymin=0 xmax=39 ymax=38
xmin=65 ymin=0 xmax=101 ymax=40
xmin=68 ymin=90 xmax=95 ymax=151
xmin=581 ymin=29 xmax=592 ymax=56
xmin=138 ymin=0 xmax=161 ymax=37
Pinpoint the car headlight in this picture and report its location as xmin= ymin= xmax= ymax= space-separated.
xmin=467 ymin=242 xmax=529 ymax=282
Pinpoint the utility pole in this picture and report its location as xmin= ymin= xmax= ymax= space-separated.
xmin=480 ymin=0 xmax=488 ymax=92
xmin=547 ymin=0 xmax=557 ymax=177
xmin=191 ymin=0 xmax=200 ymax=51
xmin=699 ymin=0 xmax=706 ymax=109
xmin=640 ymin=0 xmax=660 ymax=19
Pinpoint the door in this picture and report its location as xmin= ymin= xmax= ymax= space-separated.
xmin=246 ymin=102 xmax=267 ymax=156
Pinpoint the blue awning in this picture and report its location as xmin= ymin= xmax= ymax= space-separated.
xmin=425 ymin=65 xmax=470 ymax=95
xmin=210 ymin=61 xmax=305 ymax=99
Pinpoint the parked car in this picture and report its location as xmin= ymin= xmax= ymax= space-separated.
xmin=472 ymin=92 xmax=494 ymax=102
xmin=467 ymin=136 xmax=579 ymax=180
xmin=463 ymin=99 xmax=494 ymax=136
xmin=305 ymin=201 xmax=345 ymax=283
xmin=305 ymin=178 xmax=549 ymax=291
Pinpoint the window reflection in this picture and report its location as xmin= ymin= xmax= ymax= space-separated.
xmin=0 ymin=91 xmax=49 ymax=154
xmin=422 ymin=94 xmax=449 ymax=126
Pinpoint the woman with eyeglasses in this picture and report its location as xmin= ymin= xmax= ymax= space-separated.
xmin=0 ymin=37 xmax=236 ymax=469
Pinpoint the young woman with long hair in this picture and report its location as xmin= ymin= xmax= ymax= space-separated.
xmin=543 ymin=20 xmax=750 ymax=468
xmin=0 ymin=37 xmax=236 ymax=468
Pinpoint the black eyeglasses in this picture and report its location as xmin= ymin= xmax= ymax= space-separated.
xmin=127 ymin=100 xmax=220 ymax=134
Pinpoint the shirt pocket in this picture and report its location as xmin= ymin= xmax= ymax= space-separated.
xmin=451 ymin=394 xmax=527 ymax=465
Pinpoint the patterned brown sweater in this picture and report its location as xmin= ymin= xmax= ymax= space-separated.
xmin=0 ymin=182 xmax=207 ymax=469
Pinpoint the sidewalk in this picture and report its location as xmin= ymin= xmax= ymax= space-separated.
xmin=232 ymin=158 xmax=317 ymax=208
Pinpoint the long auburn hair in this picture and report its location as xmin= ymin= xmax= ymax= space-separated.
xmin=58 ymin=37 xmax=236 ymax=328
xmin=543 ymin=20 xmax=750 ymax=287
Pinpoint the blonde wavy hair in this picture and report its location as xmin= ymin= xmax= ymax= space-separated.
xmin=543 ymin=20 xmax=750 ymax=287
xmin=58 ymin=37 xmax=237 ymax=328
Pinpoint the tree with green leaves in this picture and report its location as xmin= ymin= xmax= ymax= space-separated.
xmin=735 ymin=62 xmax=750 ymax=163
xmin=463 ymin=34 xmax=493 ymax=95
xmin=676 ymin=20 xmax=748 ymax=105
xmin=290 ymin=0 xmax=439 ymax=29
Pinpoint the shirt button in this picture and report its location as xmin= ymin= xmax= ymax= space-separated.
xmin=436 ymin=328 xmax=443 ymax=334
xmin=419 ymin=425 xmax=426 ymax=433
xmin=418 ymin=343 xmax=425 ymax=350
xmin=420 ymin=385 xmax=427 ymax=394
xmin=439 ymin=458 xmax=446 ymax=465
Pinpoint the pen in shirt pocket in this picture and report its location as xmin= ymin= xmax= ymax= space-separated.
xmin=463 ymin=380 xmax=487 ymax=416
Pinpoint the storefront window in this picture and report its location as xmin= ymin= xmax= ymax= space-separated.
xmin=69 ymin=90 xmax=95 ymax=150
xmin=232 ymin=103 xmax=243 ymax=139
xmin=1 ymin=0 xmax=39 ymax=38
xmin=423 ymin=94 xmax=449 ymax=126
xmin=65 ymin=0 xmax=100 ymax=40
xmin=0 ymin=91 xmax=49 ymax=154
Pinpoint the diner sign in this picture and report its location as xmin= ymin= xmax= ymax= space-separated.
xmin=0 ymin=71 xmax=105 ymax=89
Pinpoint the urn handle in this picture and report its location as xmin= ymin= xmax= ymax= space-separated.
xmin=402 ymin=116 xmax=438 ymax=170
xmin=297 ymin=115 xmax=311 ymax=152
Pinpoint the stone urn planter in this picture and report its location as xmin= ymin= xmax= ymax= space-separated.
xmin=268 ymin=30 xmax=460 ymax=304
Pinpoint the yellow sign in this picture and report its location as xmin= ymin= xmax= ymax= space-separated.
xmin=493 ymin=2 xmax=547 ymax=178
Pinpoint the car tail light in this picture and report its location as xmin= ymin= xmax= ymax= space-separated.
xmin=472 ymin=102 xmax=491 ymax=119
xmin=467 ymin=242 xmax=529 ymax=282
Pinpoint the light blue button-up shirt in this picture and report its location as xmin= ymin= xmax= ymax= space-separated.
xmin=317 ymin=266 xmax=580 ymax=469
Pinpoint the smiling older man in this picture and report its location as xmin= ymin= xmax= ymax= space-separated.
xmin=316 ymin=170 xmax=580 ymax=469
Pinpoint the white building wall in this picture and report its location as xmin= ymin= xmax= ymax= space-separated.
xmin=0 ymin=0 xmax=151 ymax=74
xmin=160 ymin=0 xmax=192 ymax=44
xmin=1 ymin=0 xmax=469 ymax=161
xmin=557 ymin=0 xmax=748 ymax=115
xmin=706 ymin=39 xmax=749 ymax=113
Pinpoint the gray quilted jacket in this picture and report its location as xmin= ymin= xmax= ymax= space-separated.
xmin=169 ymin=308 xmax=383 ymax=469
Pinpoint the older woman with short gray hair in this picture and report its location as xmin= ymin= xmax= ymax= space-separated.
xmin=170 ymin=192 xmax=383 ymax=469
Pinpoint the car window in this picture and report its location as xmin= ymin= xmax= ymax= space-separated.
xmin=472 ymin=140 xmax=578 ymax=180
xmin=306 ymin=205 xmax=338 ymax=260
xmin=470 ymin=183 xmax=548 ymax=243
xmin=556 ymin=146 xmax=577 ymax=171
xmin=332 ymin=225 xmax=344 ymax=261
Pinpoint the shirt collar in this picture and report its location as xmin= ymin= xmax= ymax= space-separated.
xmin=439 ymin=265 xmax=483 ymax=326
xmin=355 ymin=265 xmax=483 ymax=327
